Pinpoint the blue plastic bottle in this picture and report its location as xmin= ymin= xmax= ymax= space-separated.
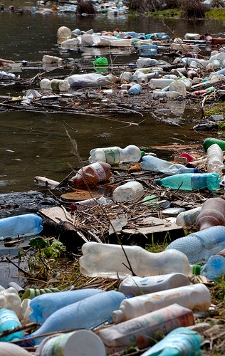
xmin=29 ymin=288 xmax=105 ymax=324
xmin=140 ymin=155 xmax=199 ymax=175
xmin=0 ymin=308 xmax=24 ymax=342
xmin=140 ymin=327 xmax=203 ymax=356
xmin=166 ymin=225 xmax=225 ymax=264
xmin=201 ymin=255 xmax=225 ymax=280
xmin=24 ymin=290 xmax=125 ymax=346
xmin=155 ymin=172 xmax=220 ymax=191
xmin=128 ymin=84 xmax=142 ymax=95
xmin=0 ymin=213 xmax=43 ymax=239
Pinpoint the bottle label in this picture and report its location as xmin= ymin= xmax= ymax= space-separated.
xmin=103 ymin=148 xmax=120 ymax=164
xmin=91 ymin=162 xmax=106 ymax=181
xmin=0 ymin=310 xmax=19 ymax=326
xmin=191 ymin=175 xmax=208 ymax=190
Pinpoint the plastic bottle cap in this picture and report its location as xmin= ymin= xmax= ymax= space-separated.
xmin=111 ymin=309 xmax=124 ymax=323
xmin=141 ymin=150 xmax=145 ymax=157
xmin=192 ymin=264 xmax=201 ymax=275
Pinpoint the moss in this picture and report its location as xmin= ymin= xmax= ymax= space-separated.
xmin=205 ymin=102 xmax=225 ymax=116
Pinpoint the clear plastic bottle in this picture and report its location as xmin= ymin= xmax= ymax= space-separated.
xmin=155 ymin=172 xmax=221 ymax=191
xmin=118 ymin=273 xmax=190 ymax=296
xmin=112 ymin=284 xmax=211 ymax=323
xmin=0 ymin=286 xmax=23 ymax=318
xmin=207 ymin=143 xmax=224 ymax=176
xmin=201 ymin=255 xmax=225 ymax=280
xmin=97 ymin=304 xmax=194 ymax=350
xmin=72 ymin=196 xmax=113 ymax=211
xmin=140 ymin=156 xmax=200 ymax=175
xmin=140 ymin=327 xmax=203 ymax=356
xmin=79 ymin=242 xmax=200 ymax=279
xmin=0 ymin=308 xmax=24 ymax=342
xmin=149 ymin=78 xmax=175 ymax=89
xmin=112 ymin=181 xmax=144 ymax=203
xmin=0 ymin=213 xmax=43 ymax=240
xmin=196 ymin=197 xmax=225 ymax=230
xmin=89 ymin=145 xmax=145 ymax=165
xmin=176 ymin=206 xmax=202 ymax=227
xmin=70 ymin=162 xmax=112 ymax=187
xmin=166 ymin=225 xmax=225 ymax=264
xmin=128 ymin=84 xmax=142 ymax=95
xmin=24 ymin=291 xmax=125 ymax=346
xmin=29 ymin=288 xmax=104 ymax=324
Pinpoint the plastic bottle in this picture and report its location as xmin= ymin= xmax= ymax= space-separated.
xmin=166 ymin=225 xmax=225 ymax=264
xmin=140 ymin=156 xmax=200 ymax=175
xmin=204 ymin=137 xmax=225 ymax=151
xmin=155 ymin=172 xmax=221 ymax=191
xmin=128 ymin=84 xmax=142 ymax=95
xmin=118 ymin=273 xmax=190 ymax=296
xmin=79 ymin=242 xmax=200 ymax=279
xmin=136 ymin=58 xmax=158 ymax=68
xmin=207 ymin=143 xmax=224 ymax=176
xmin=201 ymin=255 xmax=225 ymax=280
xmin=191 ymin=86 xmax=215 ymax=95
xmin=97 ymin=304 xmax=194 ymax=350
xmin=176 ymin=206 xmax=202 ymax=227
xmin=0 ymin=286 xmax=23 ymax=318
xmin=89 ymin=145 xmax=145 ymax=165
xmin=140 ymin=327 xmax=203 ymax=356
xmin=29 ymin=288 xmax=105 ymax=324
xmin=0 ymin=308 xmax=24 ymax=342
xmin=112 ymin=283 xmax=210 ymax=323
xmin=40 ymin=78 xmax=51 ymax=90
xmin=36 ymin=330 xmax=106 ymax=356
xmin=24 ymin=290 xmax=125 ymax=346
xmin=71 ymin=196 xmax=113 ymax=211
xmin=70 ymin=162 xmax=112 ymax=187
xmin=149 ymin=78 xmax=175 ymax=89
xmin=112 ymin=181 xmax=144 ymax=203
xmin=197 ymin=198 xmax=225 ymax=231
xmin=0 ymin=213 xmax=43 ymax=240
xmin=0 ymin=342 xmax=31 ymax=355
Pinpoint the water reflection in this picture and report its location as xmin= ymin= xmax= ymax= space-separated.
xmin=0 ymin=10 xmax=223 ymax=193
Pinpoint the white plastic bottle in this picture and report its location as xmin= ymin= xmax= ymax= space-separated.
xmin=79 ymin=242 xmax=200 ymax=279
xmin=140 ymin=155 xmax=200 ymax=175
xmin=207 ymin=143 xmax=224 ymax=177
xmin=149 ymin=78 xmax=175 ymax=89
xmin=112 ymin=181 xmax=144 ymax=203
xmin=89 ymin=145 xmax=145 ymax=165
xmin=176 ymin=206 xmax=202 ymax=226
xmin=118 ymin=273 xmax=190 ymax=296
xmin=112 ymin=283 xmax=211 ymax=323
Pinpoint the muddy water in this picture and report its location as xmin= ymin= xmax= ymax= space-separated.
xmin=0 ymin=8 xmax=224 ymax=195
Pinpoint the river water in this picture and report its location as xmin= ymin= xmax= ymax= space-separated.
xmin=0 ymin=6 xmax=224 ymax=193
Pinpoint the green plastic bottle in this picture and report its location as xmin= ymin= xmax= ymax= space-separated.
xmin=203 ymin=137 xmax=225 ymax=151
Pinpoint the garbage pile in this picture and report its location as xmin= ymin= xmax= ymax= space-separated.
xmin=1 ymin=138 xmax=225 ymax=354
xmin=2 ymin=27 xmax=225 ymax=128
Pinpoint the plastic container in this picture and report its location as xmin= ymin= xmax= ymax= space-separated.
xmin=29 ymin=288 xmax=104 ymax=324
xmin=0 ymin=342 xmax=31 ymax=355
xmin=155 ymin=172 xmax=221 ymax=191
xmin=118 ymin=273 xmax=190 ymax=296
xmin=89 ymin=145 xmax=145 ymax=165
xmin=40 ymin=78 xmax=51 ymax=90
xmin=70 ymin=162 xmax=112 ymax=187
xmin=207 ymin=143 xmax=224 ymax=176
xmin=51 ymin=79 xmax=70 ymax=92
xmin=0 ymin=308 xmax=24 ymax=342
xmin=140 ymin=327 xmax=203 ymax=356
xmin=196 ymin=197 xmax=225 ymax=231
xmin=149 ymin=78 xmax=175 ymax=89
xmin=128 ymin=84 xmax=142 ymax=95
xmin=72 ymin=196 xmax=113 ymax=211
xmin=112 ymin=181 xmax=144 ymax=203
xmin=0 ymin=213 xmax=43 ymax=240
xmin=42 ymin=55 xmax=63 ymax=64
xmin=136 ymin=58 xmax=158 ymax=68
xmin=24 ymin=290 xmax=125 ymax=346
xmin=166 ymin=225 xmax=225 ymax=264
xmin=112 ymin=283 xmax=211 ymax=323
xmin=204 ymin=137 xmax=225 ymax=151
xmin=0 ymin=286 xmax=24 ymax=321
xmin=79 ymin=242 xmax=200 ymax=279
xmin=35 ymin=330 xmax=106 ymax=356
xmin=169 ymin=80 xmax=186 ymax=97
xmin=57 ymin=26 xmax=72 ymax=42
xmin=176 ymin=206 xmax=202 ymax=227
xmin=97 ymin=304 xmax=194 ymax=350
xmin=201 ymin=255 xmax=225 ymax=280
xmin=140 ymin=156 xmax=200 ymax=175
